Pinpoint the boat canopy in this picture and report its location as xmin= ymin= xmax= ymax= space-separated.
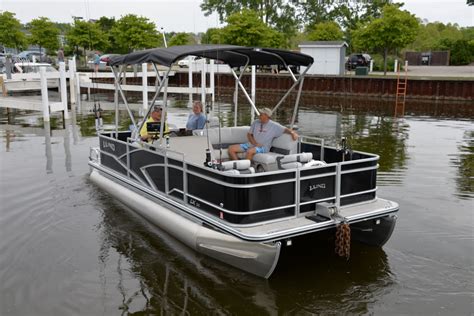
xmin=109 ymin=44 xmax=314 ymax=68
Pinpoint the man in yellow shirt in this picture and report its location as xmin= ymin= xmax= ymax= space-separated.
xmin=140 ymin=106 xmax=169 ymax=142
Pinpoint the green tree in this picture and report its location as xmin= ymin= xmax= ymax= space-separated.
xmin=297 ymin=1 xmax=331 ymax=28
xmin=220 ymin=9 xmax=284 ymax=48
xmin=437 ymin=38 xmax=474 ymax=65
xmin=53 ymin=22 xmax=71 ymax=35
xmin=201 ymin=0 xmax=298 ymax=39
xmin=96 ymin=17 xmax=116 ymax=51
xmin=168 ymin=33 xmax=194 ymax=46
xmin=307 ymin=21 xmax=343 ymax=41
xmin=407 ymin=22 xmax=464 ymax=52
xmin=96 ymin=17 xmax=116 ymax=32
xmin=201 ymin=27 xmax=224 ymax=44
xmin=461 ymin=26 xmax=474 ymax=42
xmin=297 ymin=0 xmax=394 ymax=52
xmin=0 ymin=11 xmax=27 ymax=50
xmin=28 ymin=17 xmax=60 ymax=54
xmin=66 ymin=19 xmax=109 ymax=55
xmin=111 ymin=14 xmax=161 ymax=53
xmin=352 ymin=5 xmax=419 ymax=75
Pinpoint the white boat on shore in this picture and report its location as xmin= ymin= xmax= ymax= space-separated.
xmin=89 ymin=45 xmax=399 ymax=278
xmin=1 ymin=62 xmax=59 ymax=93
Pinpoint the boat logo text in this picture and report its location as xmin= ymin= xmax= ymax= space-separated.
xmin=189 ymin=198 xmax=201 ymax=208
xmin=102 ymin=140 xmax=116 ymax=151
xmin=309 ymin=183 xmax=326 ymax=191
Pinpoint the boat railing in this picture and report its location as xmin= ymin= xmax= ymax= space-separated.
xmin=96 ymin=132 xmax=379 ymax=226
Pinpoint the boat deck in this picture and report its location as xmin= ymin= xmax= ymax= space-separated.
xmin=227 ymin=198 xmax=398 ymax=241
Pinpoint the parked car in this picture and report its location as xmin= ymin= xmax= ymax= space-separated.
xmin=177 ymin=55 xmax=204 ymax=68
xmin=100 ymin=54 xmax=119 ymax=65
xmin=346 ymin=53 xmax=371 ymax=70
xmin=15 ymin=50 xmax=47 ymax=62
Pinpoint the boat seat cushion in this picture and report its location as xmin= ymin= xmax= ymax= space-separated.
xmin=220 ymin=159 xmax=255 ymax=175
xmin=198 ymin=127 xmax=250 ymax=160
xmin=253 ymin=152 xmax=315 ymax=172
xmin=205 ymin=126 xmax=250 ymax=147
xmin=270 ymin=133 xmax=298 ymax=155
xmin=252 ymin=133 xmax=299 ymax=170
xmin=252 ymin=152 xmax=281 ymax=165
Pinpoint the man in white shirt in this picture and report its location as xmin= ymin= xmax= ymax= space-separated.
xmin=228 ymin=108 xmax=298 ymax=161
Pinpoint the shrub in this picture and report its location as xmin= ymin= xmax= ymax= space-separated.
xmin=371 ymin=54 xmax=398 ymax=72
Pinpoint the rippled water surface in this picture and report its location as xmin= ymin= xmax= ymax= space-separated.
xmin=0 ymin=99 xmax=472 ymax=315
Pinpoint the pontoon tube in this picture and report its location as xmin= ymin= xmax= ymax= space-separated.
xmin=90 ymin=169 xmax=281 ymax=278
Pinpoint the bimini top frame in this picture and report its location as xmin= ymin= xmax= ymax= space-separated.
xmin=109 ymin=44 xmax=314 ymax=68
xmin=108 ymin=44 xmax=314 ymax=142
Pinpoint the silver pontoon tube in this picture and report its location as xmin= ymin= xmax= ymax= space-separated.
xmin=90 ymin=169 xmax=281 ymax=278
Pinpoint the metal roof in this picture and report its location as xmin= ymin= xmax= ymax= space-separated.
xmin=299 ymin=41 xmax=348 ymax=48
xmin=109 ymin=44 xmax=314 ymax=68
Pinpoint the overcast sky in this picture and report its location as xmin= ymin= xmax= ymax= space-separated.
xmin=1 ymin=0 xmax=472 ymax=33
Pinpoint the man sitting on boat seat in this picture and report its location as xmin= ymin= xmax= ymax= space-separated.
xmin=140 ymin=105 xmax=169 ymax=143
xmin=228 ymin=108 xmax=298 ymax=161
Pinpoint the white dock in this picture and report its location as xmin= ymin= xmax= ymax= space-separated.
xmin=0 ymin=58 xmax=256 ymax=125
xmin=0 ymin=95 xmax=64 ymax=112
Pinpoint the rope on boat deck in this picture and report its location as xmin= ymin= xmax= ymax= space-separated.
xmin=335 ymin=221 xmax=351 ymax=260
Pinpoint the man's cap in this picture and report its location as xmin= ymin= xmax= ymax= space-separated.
xmin=153 ymin=105 xmax=162 ymax=112
xmin=259 ymin=107 xmax=273 ymax=117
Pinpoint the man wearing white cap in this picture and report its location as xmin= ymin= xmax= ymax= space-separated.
xmin=228 ymin=107 xmax=298 ymax=161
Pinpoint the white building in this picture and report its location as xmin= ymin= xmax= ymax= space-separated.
xmin=298 ymin=41 xmax=348 ymax=76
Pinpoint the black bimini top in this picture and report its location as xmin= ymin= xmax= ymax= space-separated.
xmin=109 ymin=44 xmax=313 ymax=68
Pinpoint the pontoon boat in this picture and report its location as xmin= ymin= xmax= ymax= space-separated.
xmin=89 ymin=45 xmax=398 ymax=278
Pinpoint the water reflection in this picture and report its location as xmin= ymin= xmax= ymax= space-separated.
xmin=270 ymin=236 xmax=394 ymax=314
xmin=44 ymin=121 xmax=53 ymax=174
xmin=93 ymin=191 xmax=394 ymax=314
xmin=255 ymin=93 xmax=474 ymax=119
xmin=95 ymin=194 xmax=281 ymax=315
xmin=340 ymin=115 xmax=410 ymax=186
xmin=63 ymin=122 xmax=72 ymax=173
xmin=451 ymin=129 xmax=474 ymax=199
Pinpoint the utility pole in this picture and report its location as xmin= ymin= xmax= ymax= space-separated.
xmin=161 ymin=27 xmax=167 ymax=48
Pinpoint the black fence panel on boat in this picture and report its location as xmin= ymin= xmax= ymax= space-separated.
xmin=101 ymin=131 xmax=132 ymax=142
xmin=100 ymin=154 xmax=128 ymax=176
xmin=341 ymin=192 xmax=376 ymax=205
xmin=341 ymin=160 xmax=377 ymax=171
xmin=300 ymin=143 xmax=323 ymax=161
xmin=300 ymin=175 xmax=336 ymax=203
xmin=168 ymin=159 xmax=184 ymax=200
xmin=145 ymin=166 xmax=166 ymax=192
xmin=227 ymin=207 xmax=295 ymax=224
xmin=99 ymin=135 xmax=128 ymax=176
xmin=340 ymin=169 xmax=377 ymax=206
xmin=300 ymin=165 xmax=336 ymax=177
xmin=187 ymin=164 xmax=295 ymax=185
xmin=128 ymin=149 xmax=165 ymax=185
xmin=186 ymin=173 xmax=296 ymax=224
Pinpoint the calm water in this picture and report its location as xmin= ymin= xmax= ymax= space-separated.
xmin=0 ymin=99 xmax=473 ymax=315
